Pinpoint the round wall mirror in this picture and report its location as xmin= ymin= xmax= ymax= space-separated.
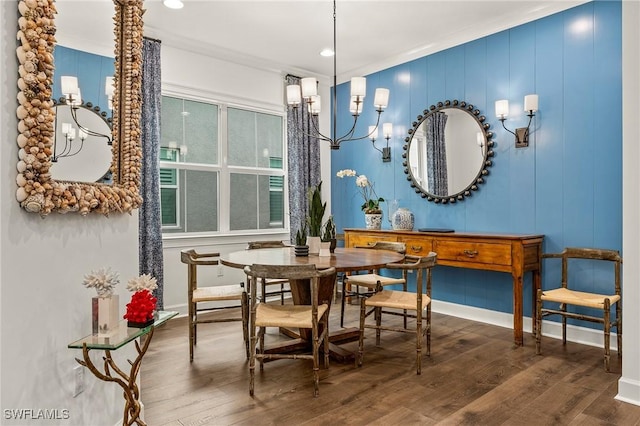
xmin=51 ymin=98 xmax=113 ymax=183
xmin=402 ymin=100 xmax=494 ymax=203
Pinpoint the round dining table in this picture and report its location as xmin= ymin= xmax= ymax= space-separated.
xmin=220 ymin=246 xmax=404 ymax=361
xmin=221 ymin=246 xmax=403 ymax=272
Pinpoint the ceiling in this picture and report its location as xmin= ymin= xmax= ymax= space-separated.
xmin=56 ymin=0 xmax=587 ymax=84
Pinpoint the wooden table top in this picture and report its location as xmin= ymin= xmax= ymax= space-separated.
xmin=220 ymin=247 xmax=404 ymax=273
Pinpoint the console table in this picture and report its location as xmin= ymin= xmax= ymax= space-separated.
xmin=68 ymin=310 xmax=177 ymax=426
xmin=344 ymin=229 xmax=544 ymax=346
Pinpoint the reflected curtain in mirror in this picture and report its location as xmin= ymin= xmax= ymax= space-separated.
xmin=139 ymin=38 xmax=164 ymax=309
xmin=425 ymin=112 xmax=448 ymax=197
xmin=286 ymin=74 xmax=321 ymax=242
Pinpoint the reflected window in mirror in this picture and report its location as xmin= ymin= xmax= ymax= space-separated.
xmin=403 ymin=100 xmax=494 ymax=204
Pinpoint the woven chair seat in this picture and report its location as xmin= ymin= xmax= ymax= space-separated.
xmin=541 ymin=287 xmax=620 ymax=309
xmin=193 ymin=285 xmax=245 ymax=303
xmin=536 ymin=247 xmax=622 ymax=372
xmin=347 ymin=273 xmax=405 ymax=288
xmin=365 ymin=290 xmax=431 ymax=311
xmin=255 ymin=303 xmax=328 ymax=329
xmin=181 ymin=249 xmax=249 ymax=363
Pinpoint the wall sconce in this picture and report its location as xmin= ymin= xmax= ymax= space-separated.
xmin=495 ymin=94 xmax=538 ymax=148
xmin=369 ymin=123 xmax=392 ymax=162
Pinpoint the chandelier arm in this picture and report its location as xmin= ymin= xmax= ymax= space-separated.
xmin=335 ymin=110 xmax=383 ymax=145
xmin=58 ymin=136 xmax=73 ymax=158
xmin=64 ymin=138 xmax=85 ymax=158
xmin=70 ymin=106 xmax=112 ymax=144
xmin=290 ymin=108 xmax=334 ymax=143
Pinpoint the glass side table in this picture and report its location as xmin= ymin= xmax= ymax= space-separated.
xmin=68 ymin=310 xmax=177 ymax=426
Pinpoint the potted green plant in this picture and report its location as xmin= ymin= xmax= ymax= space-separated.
xmin=294 ymin=224 xmax=309 ymax=257
xmin=306 ymin=182 xmax=326 ymax=254
xmin=321 ymin=215 xmax=337 ymax=253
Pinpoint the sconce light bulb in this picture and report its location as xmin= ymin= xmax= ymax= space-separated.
xmin=368 ymin=125 xmax=378 ymax=142
xmin=495 ymin=99 xmax=509 ymax=119
xmin=383 ymin=123 xmax=393 ymax=139
xmin=524 ymin=94 xmax=539 ymax=115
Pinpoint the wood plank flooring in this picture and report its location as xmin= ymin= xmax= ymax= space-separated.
xmin=141 ymin=300 xmax=640 ymax=425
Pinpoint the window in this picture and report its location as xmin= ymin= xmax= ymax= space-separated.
xmin=159 ymin=95 xmax=286 ymax=234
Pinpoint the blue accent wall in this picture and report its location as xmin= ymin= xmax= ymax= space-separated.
xmin=331 ymin=1 xmax=622 ymax=318
xmin=52 ymin=45 xmax=114 ymax=115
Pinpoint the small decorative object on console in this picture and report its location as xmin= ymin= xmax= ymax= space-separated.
xmin=83 ymin=267 xmax=120 ymax=336
xmin=124 ymin=274 xmax=158 ymax=328
xmin=392 ymin=207 xmax=415 ymax=231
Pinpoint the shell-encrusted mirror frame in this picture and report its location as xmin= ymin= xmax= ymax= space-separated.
xmin=15 ymin=0 xmax=143 ymax=216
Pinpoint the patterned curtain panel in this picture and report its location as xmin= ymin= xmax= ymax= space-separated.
xmin=139 ymin=37 xmax=164 ymax=309
xmin=426 ymin=112 xmax=449 ymax=197
xmin=286 ymin=75 xmax=321 ymax=242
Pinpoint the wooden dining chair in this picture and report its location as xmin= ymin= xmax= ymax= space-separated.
xmin=341 ymin=241 xmax=407 ymax=328
xmin=358 ymin=253 xmax=437 ymax=375
xmin=535 ymin=247 xmax=622 ymax=371
xmin=246 ymin=241 xmax=290 ymax=304
xmin=180 ymin=249 xmax=249 ymax=362
xmin=243 ymin=264 xmax=336 ymax=397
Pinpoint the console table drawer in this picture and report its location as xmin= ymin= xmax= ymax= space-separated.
xmin=435 ymin=241 xmax=511 ymax=265
xmin=349 ymin=234 xmax=397 ymax=248
xmin=398 ymin=238 xmax=433 ymax=256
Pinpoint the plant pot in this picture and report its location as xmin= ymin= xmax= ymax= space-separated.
xmin=329 ymin=238 xmax=337 ymax=253
xmin=306 ymin=236 xmax=321 ymax=255
xmin=364 ymin=213 xmax=383 ymax=230
xmin=294 ymin=245 xmax=309 ymax=257
xmin=319 ymin=241 xmax=331 ymax=257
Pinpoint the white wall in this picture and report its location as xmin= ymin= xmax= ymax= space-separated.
xmin=1 ymin=1 xmax=140 ymax=424
xmin=618 ymin=0 xmax=640 ymax=406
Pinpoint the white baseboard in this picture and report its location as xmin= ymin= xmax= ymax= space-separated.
xmin=431 ymin=300 xmax=618 ymax=351
xmin=616 ymin=377 xmax=640 ymax=406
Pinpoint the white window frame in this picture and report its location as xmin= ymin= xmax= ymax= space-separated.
xmin=159 ymin=88 xmax=289 ymax=238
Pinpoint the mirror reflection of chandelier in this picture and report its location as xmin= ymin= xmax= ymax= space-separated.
xmin=286 ymin=0 xmax=390 ymax=150
xmin=60 ymin=75 xmax=113 ymax=146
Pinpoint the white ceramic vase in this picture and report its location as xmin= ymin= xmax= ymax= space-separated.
xmin=392 ymin=207 xmax=415 ymax=230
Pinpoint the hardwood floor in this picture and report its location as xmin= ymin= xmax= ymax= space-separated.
xmin=141 ymin=300 xmax=640 ymax=425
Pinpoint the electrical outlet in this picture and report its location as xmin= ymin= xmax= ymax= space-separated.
xmin=73 ymin=365 xmax=84 ymax=397
xmin=217 ymin=265 xmax=224 ymax=277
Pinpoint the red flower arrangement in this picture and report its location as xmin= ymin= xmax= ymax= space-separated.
xmin=124 ymin=290 xmax=157 ymax=327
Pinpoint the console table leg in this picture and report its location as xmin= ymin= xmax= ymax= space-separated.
xmin=75 ymin=328 xmax=154 ymax=426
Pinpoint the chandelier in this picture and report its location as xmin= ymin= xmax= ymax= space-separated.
xmin=286 ymin=0 xmax=390 ymax=150
xmin=52 ymin=76 xmax=114 ymax=162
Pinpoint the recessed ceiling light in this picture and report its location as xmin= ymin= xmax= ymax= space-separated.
xmin=320 ymin=48 xmax=334 ymax=57
xmin=163 ymin=0 xmax=184 ymax=10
